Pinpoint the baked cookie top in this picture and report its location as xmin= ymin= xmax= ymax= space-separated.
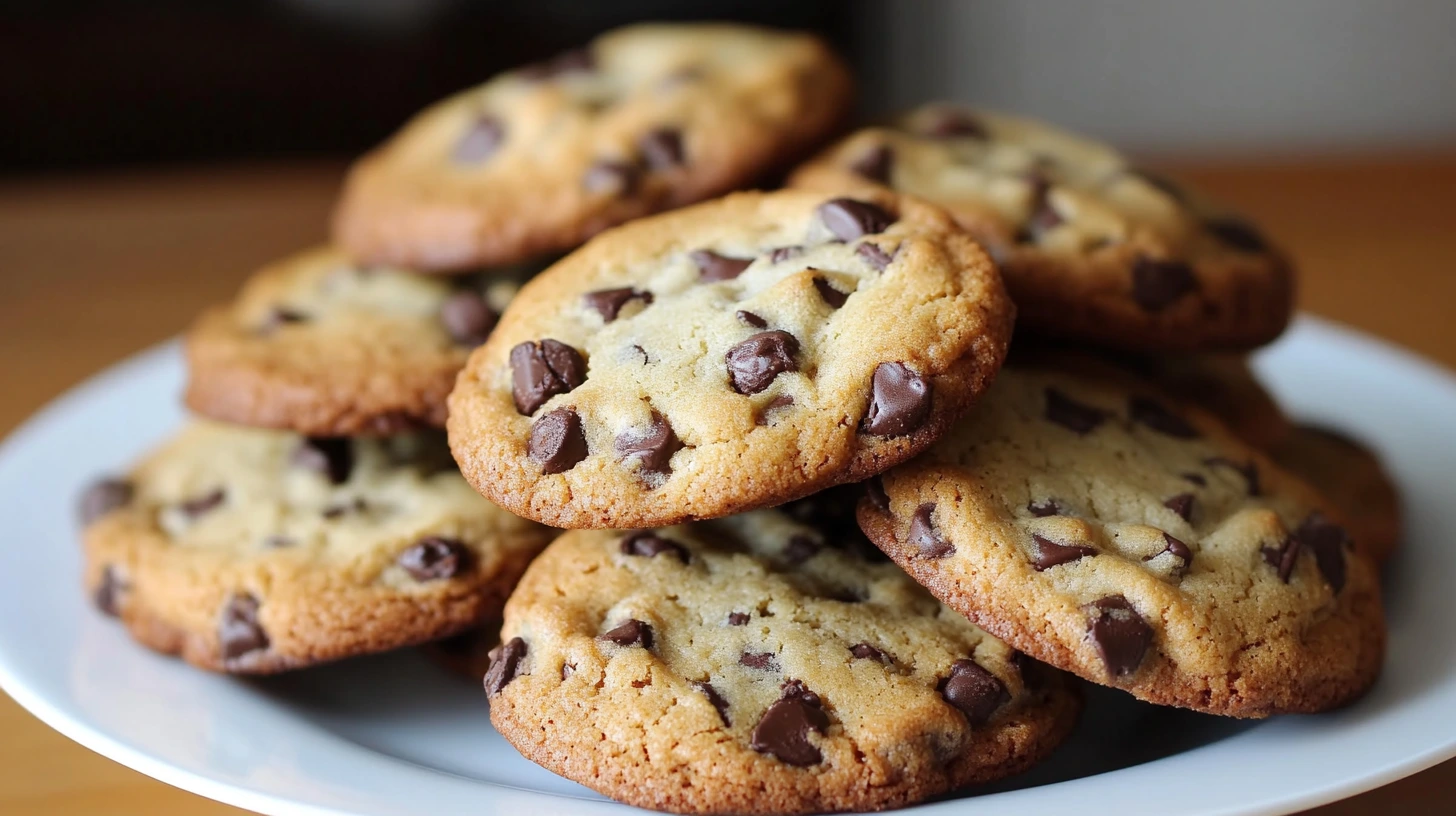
xmin=1273 ymin=423 xmax=1401 ymax=563
xmin=789 ymin=104 xmax=1295 ymax=352
xmin=484 ymin=509 xmax=1080 ymax=815
xmin=333 ymin=23 xmax=853 ymax=272
xmin=80 ymin=421 xmax=553 ymax=673
xmin=446 ymin=189 xmax=1014 ymax=528
xmin=858 ymin=364 xmax=1384 ymax=717
xmin=184 ymin=246 xmax=527 ymax=436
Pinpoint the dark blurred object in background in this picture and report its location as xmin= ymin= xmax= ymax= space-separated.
xmin=0 ymin=0 xmax=850 ymax=173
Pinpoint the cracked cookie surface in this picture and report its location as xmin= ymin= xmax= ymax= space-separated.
xmin=858 ymin=364 xmax=1384 ymax=717
xmin=484 ymin=508 xmax=1080 ymax=814
xmin=80 ymin=421 xmax=554 ymax=673
xmin=790 ymin=104 xmax=1294 ymax=352
xmin=447 ymin=189 xmax=1014 ymax=528
xmin=333 ymin=23 xmax=852 ymax=272
xmin=185 ymin=246 xmax=528 ymax=435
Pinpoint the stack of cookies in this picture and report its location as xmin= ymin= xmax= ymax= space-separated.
xmin=77 ymin=21 xmax=1398 ymax=815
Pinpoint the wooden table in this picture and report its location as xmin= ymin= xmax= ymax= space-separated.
xmin=1 ymin=157 xmax=1452 ymax=814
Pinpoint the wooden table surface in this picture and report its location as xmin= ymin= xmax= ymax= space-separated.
xmin=1 ymin=156 xmax=1453 ymax=814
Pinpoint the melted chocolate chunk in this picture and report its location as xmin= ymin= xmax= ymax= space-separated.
xmin=863 ymin=362 xmax=931 ymax=437
xmin=259 ymin=307 xmax=308 ymax=334
xmin=908 ymin=503 xmax=953 ymax=558
xmin=583 ymin=287 xmax=652 ymax=322
xmin=736 ymin=310 xmax=767 ymax=328
xmin=750 ymin=680 xmax=830 ymax=766
xmin=484 ymin=636 xmax=528 ymax=695
xmin=614 ymin=411 xmax=681 ymax=479
xmin=727 ymin=612 xmax=750 ymax=626
xmin=1130 ymin=396 xmax=1198 ymax=438
xmin=812 ymin=276 xmax=848 ymax=308
xmin=849 ymin=642 xmax=892 ymax=664
xmin=1163 ymin=493 xmax=1195 ymax=522
xmin=638 ymin=128 xmax=684 ymax=170
xmin=1131 ymin=258 xmax=1196 ymax=312
xmin=740 ymin=651 xmax=778 ymax=670
xmin=1261 ymin=538 xmax=1300 ymax=583
xmin=691 ymin=249 xmax=754 ymax=282
xmin=693 ymin=681 xmax=731 ymax=726
xmin=1292 ymin=512 xmax=1350 ymax=593
xmin=398 ymin=537 xmax=471 ymax=581
xmin=528 ymin=408 xmax=588 ymax=474
xmin=620 ymin=531 xmax=689 ymax=563
xmin=855 ymin=242 xmax=893 ymax=271
xmin=816 ymin=198 xmax=895 ymax=241
xmin=79 ymin=478 xmax=133 ymax=525
xmin=1045 ymin=388 xmax=1106 ymax=435
xmin=510 ymin=339 xmax=587 ymax=415
xmin=940 ymin=659 xmax=1009 ymax=726
xmin=600 ymin=619 xmax=653 ymax=649
xmin=725 ymin=331 xmax=799 ymax=394
xmin=219 ymin=593 xmax=268 ymax=661
xmin=440 ymin=291 xmax=497 ymax=346
xmin=292 ymin=437 xmax=353 ymax=485
xmin=1084 ymin=595 xmax=1152 ymax=679
xmin=1156 ymin=532 xmax=1194 ymax=570
xmin=1030 ymin=534 xmax=1096 ymax=571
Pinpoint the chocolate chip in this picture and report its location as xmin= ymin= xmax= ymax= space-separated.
xmin=727 ymin=612 xmax=750 ymax=626
xmin=398 ymin=537 xmax=471 ymax=581
xmin=1030 ymin=534 xmax=1096 ymax=570
xmin=94 ymin=565 xmax=124 ymax=616
xmin=1205 ymin=457 xmax=1260 ymax=496
xmin=615 ymin=411 xmax=681 ymax=479
xmin=740 ymin=651 xmax=778 ymax=670
xmin=849 ymin=144 xmax=893 ymax=182
xmin=1163 ymin=493 xmax=1195 ymax=522
xmin=855 ymin=242 xmax=893 ymax=271
xmin=1155 ymin=532 xmax=1194 ymax=569
xmin=219 ymin=593 xmax=268 ymax=661
xmin=79 ymin=478 xmax=132 ymax=525
xmin=784 ymin=534 xmax=820 ymax=564
xmin=918 ymin=109 xmax=987 ymax=139
xmin=812 ymin=276 xmax=848 ymax=308
xmin=750 ymin=680 xmax=829 ymax=766
xmin=1132 ymin=258 xmax=1196 ymax=312
xmin=725 ymin=331 xmax=799 ymax=394
xmin=863 ymin=362 xmax=931 ymax=437
xmin=1182 ymin=472 xmax=1207 ymax=487
xmin=519 ymin=48 xmax=594 ymax=80
xmin=620 ymin=531 xmax=689 ymax=563
xmin=484 ymin=636 xmax=528 ymax=695
xmin=583 ymin=160 xmax=640 ymax=195
xmin=292 ymin=437 xmax=353 ymax=485
xmin=1130 ymin=396 xmax=1198 ymax=438
xmin=1022 ymin=176 xmax=1063 ymax=241
xmin=181 ymin=488 xmax=225 ymax=518
xmin=849 ymin=642 xmax=892 ymax=664
xmin=528 ymin=407 xmax=589 ymax=474
xmin=865 ymin=478 xmax=890 ymax=513
xmin=1027 ymin=499 xmax=1062 ymax=518
xmin=691 ymin=249 xmax=753 ymax=282
xmin=693 ymin=681 xmax=731 ymax=726
xmin=1084 ymin=595 xmax=1152 ymax=679
xmin=638 ymin=128 xmax=684 ymax=170
xmin=817 ymin=198 xmax=895 ymax=240
xmin=440 ymin=291 xmax=498 ymax=346
xmin=583 ymin=287 xmax=652 ymax=322
xmin=510 ymin=339 xmax=587 ymax=415
xmin=1292 ymin=512 xmax=1350 ymax=593
xmin=600 ymin=619 xmax=653 ymax=649
xmin=908 ymin=503 xmax=953 ymax=558
xmin=755 ymin=395 xmax=795 ymax=425
xmin=940 ymin=659 xmax=1009 ymax=726
xmin=1044 ymin=387 xmax=1106 ymax=435
xmin=769 ymin=245 xmax=804 ymax=264
xmin=736 ymin=310 xmax=767 ymax=328
xmin=1206 ymin=218 xmax=1268 ymax=253
xmin=454 ymin=115 xmax=505 ymax=163
xmin=1261 ymin=538 xmax=1300 ymax=583
xmin=259 ymin=307 xmax=308 ymax=334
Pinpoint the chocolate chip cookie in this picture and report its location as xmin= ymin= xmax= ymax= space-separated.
xmin=80 ymin=421 xmax=554 ymax=673
xmin=333 ymin=23 xmax=853 ymax=272
xmin=858 ymin=364 xmax=1385 ymax=717
xmin=184 ymin=246 xmax=528 ymax=436
xmin=790 ymin=105 xmax=1295 ymax=352
xmin=484 ymin=509 xmax=1080 ymax=814
xmin=1272 ymin=423 xmax=1402 ymax=563
xmin=447 ymin=189 xmax=1014 ymax=528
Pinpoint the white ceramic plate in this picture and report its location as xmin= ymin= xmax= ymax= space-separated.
xmin=1 ymin=316 xmax=1454 ymax=816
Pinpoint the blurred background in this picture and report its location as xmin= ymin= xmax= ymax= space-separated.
xmin=5 ymin=0 xmax=1455 ymax=171
xmin=1 ymin=2 xmax=1454 ymax=815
